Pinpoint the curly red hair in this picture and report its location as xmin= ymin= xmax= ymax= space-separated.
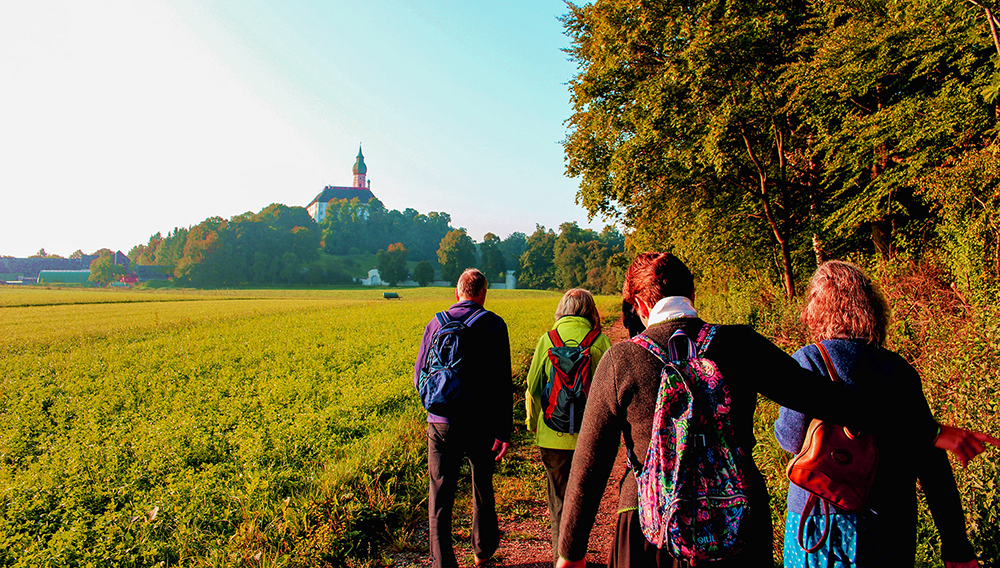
xmin=802 ymin=261 xmax=888 ymax=346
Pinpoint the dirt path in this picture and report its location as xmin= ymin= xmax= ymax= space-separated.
xmin=388 ymin=318 xmax=630 ymax=568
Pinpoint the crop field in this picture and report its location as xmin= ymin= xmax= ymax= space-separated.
xmin=0 ymin=286 xmax=620 ymax=567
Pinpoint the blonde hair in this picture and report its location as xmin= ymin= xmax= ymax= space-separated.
xmin=802 ymin=261 xmax=888 ymax=346
xmin=555 ymin=288 xmax=600 ymax=329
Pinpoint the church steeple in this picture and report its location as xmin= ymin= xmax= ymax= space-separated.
xmin=352 ymin=145 xmax=367 ymax=188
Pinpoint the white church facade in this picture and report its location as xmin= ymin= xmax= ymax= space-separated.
xmin=306 ymin=146 xmax=377 ymax=223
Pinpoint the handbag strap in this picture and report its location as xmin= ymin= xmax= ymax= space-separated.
xmin=797 ymin=493 xmax=832 ymax=553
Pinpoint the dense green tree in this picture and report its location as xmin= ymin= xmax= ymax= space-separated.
xmin=478 ymin=233 xmax=507 ymax=283
xmin=69 ymin=249 xmax=84 ymax=260
xmin=279 ymin=252 xmax=300 ymax=285
xmin=319 ymin=199 xmax=452 ymax=260
xmin=518 ymin=226 xmax=557 ymax=289
xmin=437 ymin=229 xmax=476 ymax=284
xmin=786 ymin=0 xmax=995 ymax=262
xmin=499 ymin=232 xmax=527 ymax=273
xmin=413 ymin=260 xmax=436 ymax=286
xmin=377 ymin=243 xmax=410 ymax=286
xmin=563 ymin=0 xmax=815 ymax=296
xmin=88 ymin=254 xmax=125 ymax=285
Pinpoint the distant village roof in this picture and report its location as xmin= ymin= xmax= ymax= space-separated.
xmin=307 ymin=186 xmax=377 ymax=207
xmin=0 ymin=255 xmax=98 ymax=278
xmin=0 ymin=252 xmax=129 ymax=280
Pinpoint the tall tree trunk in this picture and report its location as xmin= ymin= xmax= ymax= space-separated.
xmin=742 ymin=130 xmax=796 ymax=297
xmin=871 ymin=222 xmax=892 ymax=259
xmin=813 ymin=233 xmax=825 ymax=266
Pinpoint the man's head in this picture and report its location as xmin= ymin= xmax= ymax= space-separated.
xmin=456 ymin=268 xmax=488 ymax=305
xmin=622 ymin=252 xmax=694 ymax=316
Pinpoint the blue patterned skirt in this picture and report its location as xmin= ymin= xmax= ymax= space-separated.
xmin=783 ymin=511 xmax=858 ymax=568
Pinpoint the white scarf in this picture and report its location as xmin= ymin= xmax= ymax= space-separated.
xmin=646 ymin=296 xmax=698 ymax=327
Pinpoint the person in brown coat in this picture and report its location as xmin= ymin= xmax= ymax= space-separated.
xmin=555 ymin=252 xmax=997 ymax=568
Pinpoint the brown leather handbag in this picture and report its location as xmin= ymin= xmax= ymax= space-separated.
xmin=785 ymin=343 xmax=879 ymax=552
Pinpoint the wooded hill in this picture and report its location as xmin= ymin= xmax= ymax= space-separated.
xmin=126 ymin=200 xmax=625 ymax=290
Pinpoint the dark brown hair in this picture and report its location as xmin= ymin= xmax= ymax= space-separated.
xmin=802 ymin=261 xmax=888 ymax=346
xmin=457 ymin=268 xmax=488 ymax=299
xmin=622 ymin=252 xmax=694 ymax=308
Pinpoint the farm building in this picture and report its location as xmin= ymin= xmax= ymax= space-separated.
xmin=38 ymin=270 xmax=93 ymax=285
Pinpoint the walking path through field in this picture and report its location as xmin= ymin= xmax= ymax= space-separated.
xmin=388 ymin=318 xmax=630 ymax=568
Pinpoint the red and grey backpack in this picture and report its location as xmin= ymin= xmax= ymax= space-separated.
xmin=541 ymin=327 xmax=601 ymax=434
xmin=628 ymin=324 xmax=749 ymax=562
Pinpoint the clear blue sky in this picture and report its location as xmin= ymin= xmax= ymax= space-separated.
xmin=0 ymin=0 xmax=608 ymax=258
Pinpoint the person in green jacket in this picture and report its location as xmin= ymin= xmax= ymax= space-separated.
xmin=525 ymin=288 xmax=612 ymax=563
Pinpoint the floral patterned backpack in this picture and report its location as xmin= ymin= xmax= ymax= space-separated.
xmin=628 ymin=324 xmax=749 ymax=562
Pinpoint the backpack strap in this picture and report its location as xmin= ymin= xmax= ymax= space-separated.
xmin=695 ymin=323 xmax=720 ymax=357
xmin=630 ymin=333 xmax=669 ymax=365
xmin=434 ymin=311 xmax=451 ymax=326
xmin=580 ymin=327 xmax=601 ymax=349
xmin=462 ymin=308 xmax=488 ymax=326
xmin=666 ymin=329 xmax=697 ymax=361
xmin=547 ymin=329 xmax=564 ymax=348
xmin=815 ymin=342 xmax=840 ymax=382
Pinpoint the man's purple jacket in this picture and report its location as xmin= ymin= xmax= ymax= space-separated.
xmin=414 ymin=299 xmax=513 ymax=443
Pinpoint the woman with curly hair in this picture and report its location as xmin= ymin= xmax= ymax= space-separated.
xmin=776 ymin=261 xmax=980 ymax=567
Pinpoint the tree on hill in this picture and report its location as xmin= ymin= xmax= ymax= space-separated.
xmin=437 ymin=229 xmax=476 ymax=284
xmin=377 ymin=243 xmax=409 ymax=286
xmin=413 ymin=260 xmax=435 ymax=286
xmin=478 ymin=233 xmax=506 ymax=283
xmin=89 ymin=254 xmax=126 ymax=285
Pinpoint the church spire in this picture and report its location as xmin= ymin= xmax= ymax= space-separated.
xmin=352 ymin=145 xmax=367 ymax=188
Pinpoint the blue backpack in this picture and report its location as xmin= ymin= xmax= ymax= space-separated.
xmin=417 ymin=308 xmax=487 ymax=416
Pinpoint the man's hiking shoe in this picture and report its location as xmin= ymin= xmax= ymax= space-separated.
xmin=473 ymin=555 xmax=492 ymax=567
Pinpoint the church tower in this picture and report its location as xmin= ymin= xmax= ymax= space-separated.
xmin=352 ymin=146 xmax=368 ymax=188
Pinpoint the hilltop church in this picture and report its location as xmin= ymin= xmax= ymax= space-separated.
xmin=306 ymin=146 xmax=377 ymax=223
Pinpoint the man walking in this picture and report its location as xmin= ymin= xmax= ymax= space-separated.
xmin=415 ymin=268 xmax=512 ymax=567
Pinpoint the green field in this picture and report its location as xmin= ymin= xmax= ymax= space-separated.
xmin=0 ymin=286 xmax=619 ymax=566
xmin=3 ymin=284 xmax=997 ymax=567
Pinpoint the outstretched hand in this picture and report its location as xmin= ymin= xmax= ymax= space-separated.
xmin=934 ymin=425 xmax=1000 ymax=467
xmin=492 ymin=439 xmax=510 ymax=462
xmin=945 ymin=560 xmax=980 ymax=568
xmin=555 ymin=556 xmax=586 ymax=568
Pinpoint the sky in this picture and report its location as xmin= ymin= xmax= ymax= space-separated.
xmin=0 ymin=0 xmax=610 ymax=259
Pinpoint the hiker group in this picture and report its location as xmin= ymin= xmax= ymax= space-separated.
xmin=414 ymin=257 xmax=998 ymax=568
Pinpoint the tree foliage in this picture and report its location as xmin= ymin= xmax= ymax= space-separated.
xmin=88 ymin=254 xmax=126 ymax=285
xmin=499 ymin=232 xmax=527 ymax=272
xmin=478 ymin=233 xmax=507 ymax=283
xmin=437 ymin=229 xmax=476 ymax=285
xmin=319 ymin=199 xmax=452 ymax=261
xmin=563 ymin=0 xmax=1000 ymax=296
xmin=412 ymin=260 xmax=436 ymax=286
xmin=377 ymin=243 xmax=409 ymax=286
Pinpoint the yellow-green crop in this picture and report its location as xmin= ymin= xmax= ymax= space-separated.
xmin=0 ymin=286 xmax=620 ymax=566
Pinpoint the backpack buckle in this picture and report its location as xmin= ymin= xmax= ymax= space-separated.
xmin=691 ymin=434 xmax=706 ymax=447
